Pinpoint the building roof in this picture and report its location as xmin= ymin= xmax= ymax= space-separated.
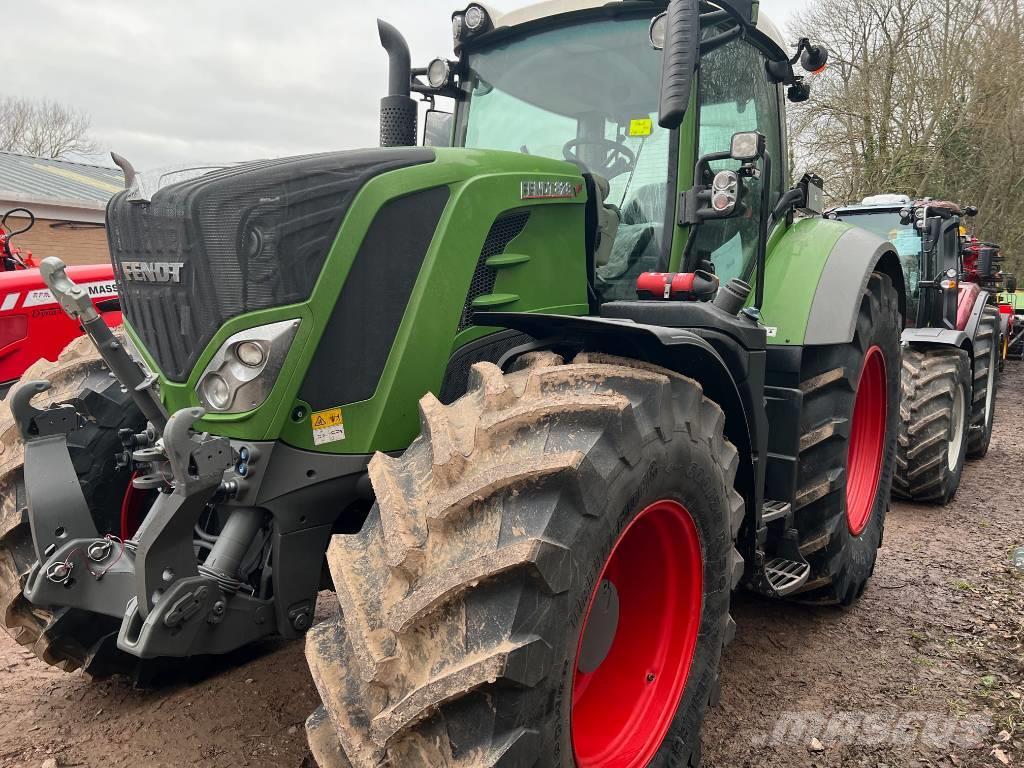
xmin=0 ymin=151 xmax=124 ymax=212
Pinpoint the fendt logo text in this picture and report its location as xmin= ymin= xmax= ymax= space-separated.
xmin=121 ymin=262 xmax=185 ymax=284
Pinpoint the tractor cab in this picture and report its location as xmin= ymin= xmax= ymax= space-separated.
xmin=830 ymin=195 xmax=972 ymax=329
xmin=400 ymin=1 xmax=828 ymax=305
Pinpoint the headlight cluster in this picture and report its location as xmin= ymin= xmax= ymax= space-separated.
xmin=196 ymin=319 xmax=300 ymax=414
xmin=452 ymin=4 xmax=492 ymax=51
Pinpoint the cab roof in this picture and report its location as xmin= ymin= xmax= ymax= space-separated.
xmin=477 ymin=1 xmax=790 ymax=56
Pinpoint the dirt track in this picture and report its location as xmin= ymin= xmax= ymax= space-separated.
xmin=1 ymin=367 xmax=1022 ymax=768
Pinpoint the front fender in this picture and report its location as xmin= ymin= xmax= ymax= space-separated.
xmin=760 ymin=219 xmax=905 ymax=346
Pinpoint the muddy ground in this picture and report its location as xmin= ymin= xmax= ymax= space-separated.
xmin=1 ymin=367 xmax=1022 ymax=768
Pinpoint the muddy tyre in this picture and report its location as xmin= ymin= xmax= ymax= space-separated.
xmin=792 ymin=272 xmax=901 ymax=606
xmin=305 ymin=353 xmax=744 ymax=768
xmin=892 ymin=347 xmax=971 ymax=504
xmin=0 ymin=337 xmax=142 ymax=675
xmin=967 ymin=307 xmax=999 ymax=459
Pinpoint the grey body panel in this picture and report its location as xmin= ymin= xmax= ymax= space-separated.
xmin=16 ymin=383 xmax=376 ymax=658
xmin=902 ymin=327 xmax=970 ymax=349
xmin=805 ymin=226 xmax=901 ymax=346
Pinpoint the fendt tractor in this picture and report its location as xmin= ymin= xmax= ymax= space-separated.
xmin=0 ymin=2 xmax=907 ymax=766
xmin=830 ymin=196 xmax=1000 ymax=504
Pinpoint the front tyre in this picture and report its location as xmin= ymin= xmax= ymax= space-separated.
xmin=793 ymin=272 xmax=901 ymax=606
xmin=0 ymin=336 xmax=143 ymax=675
xmin=306 ymin=353 xmax=744 ymax=768
xmin=892 ymin=347 xmax=971 ymax=504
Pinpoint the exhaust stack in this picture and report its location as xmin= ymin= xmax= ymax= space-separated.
xmin=378 ymin=20 xmax=418 ymax=148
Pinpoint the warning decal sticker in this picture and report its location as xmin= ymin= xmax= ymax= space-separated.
xmin=312 ymin=407 xmax=346 ymax=446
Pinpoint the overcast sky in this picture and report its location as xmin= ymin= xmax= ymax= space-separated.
xmin=4 ymin=0 xmax=808 ymax=170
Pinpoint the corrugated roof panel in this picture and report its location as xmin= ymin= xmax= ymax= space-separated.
xmin=0 ymin=151 xmax=123 ymax=206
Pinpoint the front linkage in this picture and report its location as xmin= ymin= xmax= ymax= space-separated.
xmin=14 ymin=258 xmax=335 ymax=660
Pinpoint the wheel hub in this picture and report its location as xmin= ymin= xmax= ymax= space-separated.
xmin=948 ymin=381 xmax=966 ymax=473
xmin=571 ymin=499 xmax=703 ymax=768
xmin=576 ymin=580 xmax=620 ymax=675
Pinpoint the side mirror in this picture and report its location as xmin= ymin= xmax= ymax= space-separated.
xmin=801 ymin=44 xmax=829 ymax=73
xmin=657 ymin=0 xmax=700 ymax=130
xmin=964 ymin=205 xmax=979 ymax=217
xmin=424 ymin=109 xmax=453 ymax=148
xmin=1007 ymin=275 xmax=1018 ymax=293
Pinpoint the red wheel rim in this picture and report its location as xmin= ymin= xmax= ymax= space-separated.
xmin=846 ymin=346 xmax=887 ymax=536
xmin=120 ymin=474 xmax=148 ymax=540
xmin=571 ymin=499 xmax=703 ymax=768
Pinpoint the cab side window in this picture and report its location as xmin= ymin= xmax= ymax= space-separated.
xmin=691 ymin=37 xmax=785 ymax=284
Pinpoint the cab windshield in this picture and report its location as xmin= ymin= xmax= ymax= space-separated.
xmin=456 ymin=16 xmax=670 ymax=300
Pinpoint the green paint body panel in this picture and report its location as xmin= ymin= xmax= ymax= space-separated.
xmin=136 ymin=149 xmax=590 ymax=455
xmin=756 ymin=217 xmax=852 ymax=346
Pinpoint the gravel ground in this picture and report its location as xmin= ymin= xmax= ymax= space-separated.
xmin=1 ymin=365 xmax=1021 ymax=768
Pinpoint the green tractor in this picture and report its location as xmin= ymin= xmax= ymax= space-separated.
xmin=1 ymin=1 xmax=907 ymax=765
xmin=830 ymin=196 xmax=1000 ymax=504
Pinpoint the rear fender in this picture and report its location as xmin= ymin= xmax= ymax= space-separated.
xmin=475 ymin=311 xmax=762 ymax=532
xmin=760 ymin=219 xmax=905 ymax=346
xmin=962 ymin=289 xmax=992 ymax=346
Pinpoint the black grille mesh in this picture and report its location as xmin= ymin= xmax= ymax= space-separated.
xmin=440 ymin=330 xmax=533 ymax=404
xmin=459 ymin=211 xmax=530 ymax=331
xmin=380 ymin=96 xmax=418 ymax=148
xmin=107 ymin=149 xmax=433 ymax=381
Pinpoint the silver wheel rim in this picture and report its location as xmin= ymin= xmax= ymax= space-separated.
xmin=948 ymin=382 xmax=966 ymax=472
xmin=983 ymin=343 xmax=996 ymax=426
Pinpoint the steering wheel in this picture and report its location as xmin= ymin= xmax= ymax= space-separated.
xmin=563 ymin=138 xmax=636 ymax=179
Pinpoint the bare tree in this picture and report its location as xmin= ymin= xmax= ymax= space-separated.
xmin=0 ymin=96 xmax=97 ymax=159
xmin=788 ymin=0 xmax=1024 ymax=273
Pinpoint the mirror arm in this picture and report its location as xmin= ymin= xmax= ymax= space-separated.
xmin=767 ymin=187 xmax=806 ymax=230
xmin=700 ymin=25 xmax=743 ymax=56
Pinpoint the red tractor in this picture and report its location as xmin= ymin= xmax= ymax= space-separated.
xmin=830 ymin=196 xmax=1000 ymax=503
xmin=0 ymin=208 xmax=121 ymax=393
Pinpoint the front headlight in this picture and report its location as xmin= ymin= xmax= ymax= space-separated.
xmin=196 ymin=319 xmax=300 ymax=414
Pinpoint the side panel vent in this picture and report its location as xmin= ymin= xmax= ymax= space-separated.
xmin=459 ymin=211 xmax=530 ymax=331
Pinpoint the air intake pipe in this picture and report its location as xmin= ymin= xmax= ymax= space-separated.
xmin=378 ymin=20 xmax=418 ymax=147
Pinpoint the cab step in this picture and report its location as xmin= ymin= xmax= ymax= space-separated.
xmin=761 ymin=500 xmax=792 ymax=525
xmin=764 ymin=557 xmax=811 ymax=596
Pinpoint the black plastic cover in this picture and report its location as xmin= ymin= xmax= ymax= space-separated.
xmin=106 ymin=148 xmax=435 ymax=381
xmin=298 ymin=186 xmax=451 ymax=410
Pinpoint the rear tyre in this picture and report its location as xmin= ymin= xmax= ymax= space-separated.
xmin=793 ymin=272 xmax=901 ymax=606
xmin=306 ymin=353 xmax=744 ymax=767
xmin=0 ymin=337 xmax=143 ymax=675
xmin=892 ymin=347 xmax=971 ymax=504
xmin=967 ymin=307 xmax=999 ymax=459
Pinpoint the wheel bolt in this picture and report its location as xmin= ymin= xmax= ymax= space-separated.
xmin=646 ymin=672 xmax=656 ymax=683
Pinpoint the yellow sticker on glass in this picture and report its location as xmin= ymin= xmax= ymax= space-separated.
xmin=629 ymin=117 xmax=653 ymax=138
xmin=312 ymin=407 xmax=345 ymax=445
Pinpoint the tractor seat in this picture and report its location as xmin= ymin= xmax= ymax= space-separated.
xmin=595 ymin=183 xmax=667 ymax=302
